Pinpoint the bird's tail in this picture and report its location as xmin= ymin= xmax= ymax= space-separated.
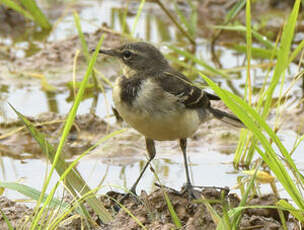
xmin=208 ymin=107 xmax=244 ymax=128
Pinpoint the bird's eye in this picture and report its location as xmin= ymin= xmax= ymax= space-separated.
xmin=122 ymin=50 xmax=132 ymax=59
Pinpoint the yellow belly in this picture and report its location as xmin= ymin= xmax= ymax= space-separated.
xmin=120 ymin=107 xmax=201 ymax=141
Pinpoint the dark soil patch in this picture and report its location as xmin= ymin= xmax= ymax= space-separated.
xmin=0 ymin=112 xmax=114 ymax=159
xmin=197 ymin=0 xmax=296 ymax=41
xmin=100 ymin=188 xmax=297 ymax=230
xmin=0 ymin=187 xmax=301 ymax=229
xmin=0 ymin=196 xmax=32 ymax=230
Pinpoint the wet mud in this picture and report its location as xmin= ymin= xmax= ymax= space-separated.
xmin=0 ymin=187 xmax=301 ymax=230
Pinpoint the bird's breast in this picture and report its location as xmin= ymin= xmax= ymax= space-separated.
xmin=113 ymin=77 xmax=202 ymax=140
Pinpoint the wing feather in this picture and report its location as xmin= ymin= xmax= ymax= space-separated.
xmin=156 ymin=71 xmax=211 ymax=109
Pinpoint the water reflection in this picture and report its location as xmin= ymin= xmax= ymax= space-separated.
xmin=0 ymin=150 xmax=241 ymax=200
xmin=2 ymin=131 xmax=301 ymax=201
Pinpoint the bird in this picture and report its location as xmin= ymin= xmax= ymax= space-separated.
xmin=97 ymin=42 xmax=243 ymax=198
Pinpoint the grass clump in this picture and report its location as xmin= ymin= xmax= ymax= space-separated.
xmin=1 ymin=0 xmax=51 ymax=29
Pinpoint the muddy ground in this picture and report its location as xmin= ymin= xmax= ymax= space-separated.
xmin=0 ymin=186 xmax=301 ymax=230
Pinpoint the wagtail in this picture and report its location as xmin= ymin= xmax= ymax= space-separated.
xmin=97 ymin=42 xmax=243 ymax=198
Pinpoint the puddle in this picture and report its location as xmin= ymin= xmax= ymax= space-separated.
xmin=0 ymin=150 xmax=236 ymax=199
xmin=1 ymin=118 xmax=303 ymax=204
xmin=1 ymin=85 xmax=112 ymax=122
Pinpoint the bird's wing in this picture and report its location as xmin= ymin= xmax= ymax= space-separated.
xmin=156 ymin=71 xmax=215 ymax=109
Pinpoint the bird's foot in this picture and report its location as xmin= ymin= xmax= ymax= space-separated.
xmin=154 ymin=183 xmax=181 ymax=195
xmin=182 ymin=183 xmax=201 ymax=199
xmin=154 ymin=182 xmax=201 ymax=199
xmin=193 ymin=185 xmax=230 ymax=195
xmin=113 ymin=188 xmax=141 ymax=212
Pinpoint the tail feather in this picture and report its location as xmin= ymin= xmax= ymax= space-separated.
xmin=208 ymin=107 xmax=244 ymax=128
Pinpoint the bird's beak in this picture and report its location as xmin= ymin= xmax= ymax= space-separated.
xmin=97 ymin=48 xmax=120 ymax=57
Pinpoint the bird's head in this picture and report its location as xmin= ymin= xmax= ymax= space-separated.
xmin=98 ymin=42 xmax=169 ymax=77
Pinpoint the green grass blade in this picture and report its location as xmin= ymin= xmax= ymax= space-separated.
xmin=9 ymin=35 xmax=113 ymax=226
xmin=262 ymin=0 xmax=301 ymax=118
xmin=187 ymin=0 xmax=197 ymax=37
xmin=200 ymin=199 xmax=221 ymax=225
xmin=8 ymin=105 xmax=75 ymax=224
xmin=0 ymin=208 xmax=14 ymax=230
xmin=20 ymin=0 xmax=51 ymax=29
xmin=231 ymin=45 xmax=274 ymax=59
xmin=233 ymin=129 xmax=250 ymax=167
xmin=121 ymin=2 xmax=130 ymax=34
xmin=212 ymin=25 xmax=274 ymax=49
xmin=244 ymin=138 xmax=256 ymax=166
xmin=49 ymin=185 xmax=113 ymax=230
xmin=289 ymin=38 xmax=304 ymax=64
xmin=219 ymin=204 xmax=300 ymax=229
xmin=277 ymin=200 xmax=304 ymax=222
xmin=217 ymin=162 xmax=260 ymax=230
xmin=74 ymin=12 xmax=89 ymax=61
xmin=10 ymin=105 xmax=112 ymax=226
xmin=132 ymin=0 xmax=145 ymax=36
xmin=174 ymin=2 xmax=195 ymax=37
xmin=231 ymin=94 xmax=302 ymax=204
xmin=232 ymin=161 xmax=261 ymax=229
xmin=163 ymin=191 xmax=182 ymax=228
xmin=45 ymin=34 xmax=105 ymax=201
xmin=110 ymin=197 xmax=147 ymax=230
xmin=245 ymin=0 xmax=252 ymax=103
xmin=168 ymin=45 xmax=230 ymax=79
xmin=201 ymin=74 xmax=304 ymax=210
xmin=155 ymin=0 xmax=195 ymax=45
xmin=0 ymin=182 xmax=70 ymax=209
xmin=166 ymin=54 xmax=217 ymax=77
xmin=0 ymin=0 xmax=33 ymax=20
xmin=73 ymin=11 xmax=102 ymax=103
xmin=224 ymin=0 xmax=246 ymax=23
xmin=46 ymin=34 xmax=111 ymax=223
xmin=49 ymin=188 xmax=99 ymax=230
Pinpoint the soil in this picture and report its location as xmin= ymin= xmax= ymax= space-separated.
xmin=0 ymin=187 xmax=300 ymax=230
xmin=0 ymin=112 xmax=114 ymax=159
xmin=197 ymin=0 xmax=299 ymax=41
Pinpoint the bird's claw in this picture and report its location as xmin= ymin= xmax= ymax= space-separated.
xmin=182 ymin=183 xmax=201 ymax=199
xmin=113 ymin=189 xmax=141 ymax=212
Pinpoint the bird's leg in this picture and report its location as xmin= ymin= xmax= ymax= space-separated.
xmin=180 ymin=138 xmax=197 ymax=198
xmin=129 ymin=138 xmax=156 ymax=195
xmin=115 ymin=138 xmax=156 ymax=210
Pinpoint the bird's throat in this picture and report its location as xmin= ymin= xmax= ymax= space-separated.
xmin=122 ymin=63 xmax=137 ymax=79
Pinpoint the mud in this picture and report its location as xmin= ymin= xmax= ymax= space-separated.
xmin=197 ymin=0 xmax=297 ymax=41
xmin=15 ymin=28 xmax=120 ymax=69
xmin=0 ymin=196 xmax=32 ymax=230
xmin=280 ymin=105 xmax=304 ymax=134
xmin=0 ymin=112 xmax=114 ymax=159
xmin=0 ymin=187 xmax=300 ymax=230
